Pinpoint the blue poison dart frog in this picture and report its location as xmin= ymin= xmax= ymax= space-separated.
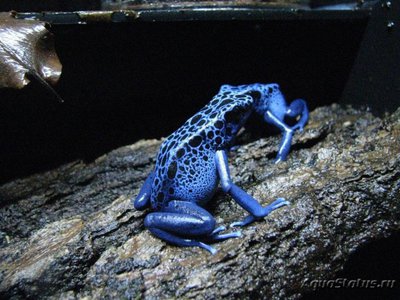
xmin=133 ymin=83 xmax=308 ymax=254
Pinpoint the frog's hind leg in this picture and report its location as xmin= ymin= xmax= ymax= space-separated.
xmin=144 ymin=200 xmax=239 ymax=254
xmin=132 ymin=171 xmax=154 ymax=210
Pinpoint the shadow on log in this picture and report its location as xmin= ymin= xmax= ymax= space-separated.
xmin=0 ymin=104 xmax=399 ymax=299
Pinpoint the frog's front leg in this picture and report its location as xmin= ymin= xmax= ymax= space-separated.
xmin=264 ymin=98 xmax=308 ymax=162
xmin=215 ymin=150 xmax=289 ymax=227
xmin=144 ymin=200 xmax=241 ymax=254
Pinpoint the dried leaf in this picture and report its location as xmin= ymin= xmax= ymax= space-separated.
xmin=0 ymin=12 xmax=62 ymax=101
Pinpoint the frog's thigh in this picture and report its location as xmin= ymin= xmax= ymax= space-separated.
xmin=144 ymin=200 xmax=216 ymax=237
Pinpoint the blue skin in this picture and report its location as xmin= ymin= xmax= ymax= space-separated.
xmin=133 ymin=83 xmax=308 ymax=254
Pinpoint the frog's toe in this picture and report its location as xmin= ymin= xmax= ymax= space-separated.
xmin=211 ymin=226 xmax=226 ymax=235
xmin=269 ymin=198 xmax=290 ymax=210
xmin=207 ymin=229 xmax=242 ymax=242
xmin=198 ymin=242 xmax=218 ymax=255
xmin=230 ymin=214 xmax=257 ymax=228
xmin=230 ymin=221 xmax=245 ymax=228
xmin=214 ymin=230 xmax=242 ymax=240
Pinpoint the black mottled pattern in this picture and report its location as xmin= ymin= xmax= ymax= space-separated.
xmin=150 ymin=88 xmax=257 ymax=209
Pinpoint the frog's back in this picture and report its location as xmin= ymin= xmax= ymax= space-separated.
xmin=151 ymin=90 xmax=255 ymax=209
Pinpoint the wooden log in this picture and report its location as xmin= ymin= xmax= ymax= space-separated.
xmin=0 ymin=104 xmax=399 ymax=299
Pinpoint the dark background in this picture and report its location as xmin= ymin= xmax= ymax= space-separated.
xmin=0 ymin=20 xmax=366 ymax=183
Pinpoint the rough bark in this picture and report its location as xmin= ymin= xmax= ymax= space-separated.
xmin=0 ymin=104 xmax=399 ymax=299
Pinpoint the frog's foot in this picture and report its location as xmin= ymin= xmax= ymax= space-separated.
xmin=210 ymin=231 xmax=242 ymax=241
xmin=201 ymin=225 xmax=241 ymax=242
xmin=230 ymin=215 xmax=257 ymax=228
xmin=144 ymin=200 xmax=221 ymax=254
xmin=149 ymin=228 xmax=217 ymax=255
xmin=230 ymin=198 xmax=290 ymax=228
xmin=291 ymin=123 xmax=304 ymax=132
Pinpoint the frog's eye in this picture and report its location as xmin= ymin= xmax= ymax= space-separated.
xmin=268 ymin=83 xmax=280 ymax=92
xmin=248 ymin=91 xmax=261 ymax=102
